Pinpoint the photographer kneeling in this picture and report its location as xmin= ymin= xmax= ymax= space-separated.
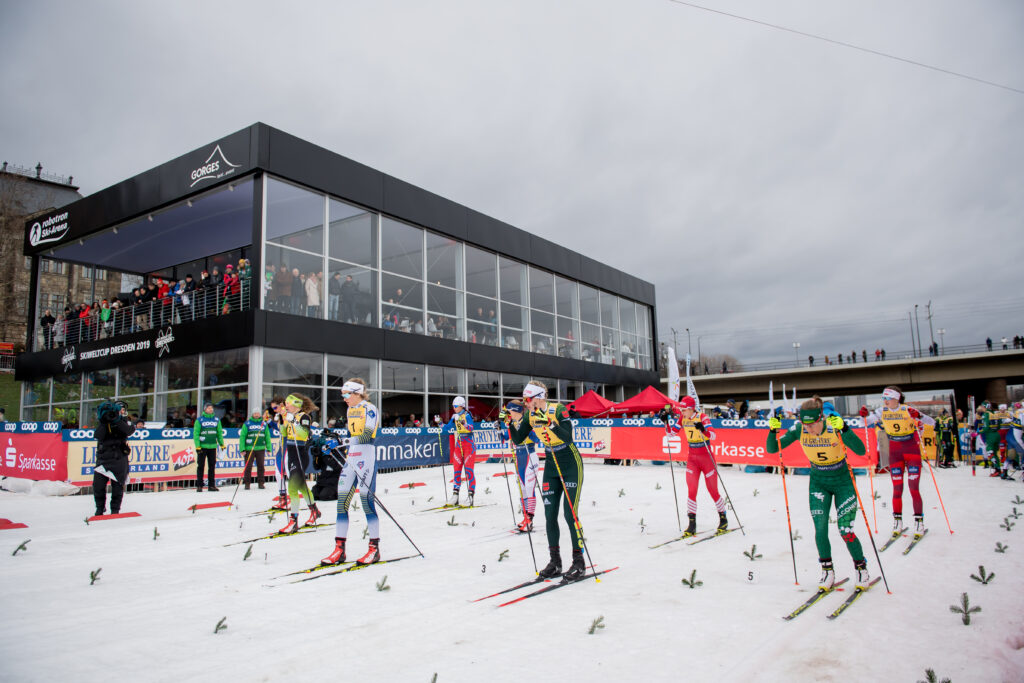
xmin=93 ymin=400 xmax=135 ymax=516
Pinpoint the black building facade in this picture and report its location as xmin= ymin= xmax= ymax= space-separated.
xmin=17 ymin=124 xmax=657 ymax=426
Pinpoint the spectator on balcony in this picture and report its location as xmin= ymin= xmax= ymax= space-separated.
xmin=272 ymin=265 xmax=291 ymax=312
xmin=304 ymin=270 xmax=321 ymax=317
xmin=808 ymin=355 xmax=814 ymax=366
xmin=181 ymin=274 xmax=196 ymax=321
xmin=222 ymin=265 xmax=240 ymax=314
xmin=238 ymin=258 xmax=252 ymax=281
xmin=40 ymin=308 xmax=55 ymax=349
xmin=340 ymin=274 xmax=356 ymax=323
xmin=53 ymin=310 xmax=66 ymax=347
xmin=98 ymin=300 xmax=113 ymax=338
xmin=290 ymin=267 xmax=304 ymax=315
xmin=328 ymin=272 xmax=342 ymax=320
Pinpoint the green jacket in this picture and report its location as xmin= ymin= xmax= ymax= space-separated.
xmin=193 ymin=414 xmax=225 ymax=449
xmin=239 ymin=418 xmax=271 ymax=451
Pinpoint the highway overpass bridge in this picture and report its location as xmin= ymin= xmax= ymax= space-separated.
xmin=675 ymin=350 xmax=1024 ymax=409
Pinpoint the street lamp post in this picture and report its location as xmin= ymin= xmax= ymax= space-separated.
xmin=793 ymin=341 xmax=800 ymax=365
xmin=685 ymin=327 xmax=692 ymax=357
xmin=937 ymin=328 xmax=946 ymax=355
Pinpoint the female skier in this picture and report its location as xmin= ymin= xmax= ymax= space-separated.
xmin=277 ymin=393 xmax=321 ymax=534
xmin=443 ymin=396 xmax=476 ymax=507
xmin=269 ymin=397 xmax=290 ymax=511
xmin=321 ymin=379 xmax=381 ymax=566
xmin=500 ymin=400 xmax=539 ymax=532
xmin=668 ymin=396 xmax=727 ymax=536
xmin=768 ymin=396 xmax=871 ymax=590
xmin=859 ymin=386 xmax=935 ymax=538
xmin=508 ymin=381 xmax=587 ymax=582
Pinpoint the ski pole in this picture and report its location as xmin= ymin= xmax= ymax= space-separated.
xmin=506 ymin=431 xmax=539 ymax=574
xmin=778 ymin=455 xmax=799 ymax=585
xmin=545 ymin=443 xmax=600 ymax=582
xmin=434 ymin=417 xmax=449 ymax=499
xmin=663 ymin=409 xmax=683 ymax=532
xmin=698 ymin=429 xmax=745 ymax=535
xmin=917 ymin=425 xmax=954 ymax=535
xmin=499 ymin=427 xmax=518 ymax=528
xmin=864 ymin=421 xmax=878 ymax=533
xmin=230 ymin=442 xmax=260 ymax=507
xmin=840 ymin=446 xmax=891 ymax=594
xmin=326 ymin=448 xmax=425 ymax=558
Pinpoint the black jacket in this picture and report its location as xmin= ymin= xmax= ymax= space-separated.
xmin=95 ymin=416 xmax=136 ymax=466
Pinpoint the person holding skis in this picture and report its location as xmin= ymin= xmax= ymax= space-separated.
xmin=443 ymin=396 xmax=476 ymax=507
xmin=859 ymin=386 xmax=935 ymax=539
xmin=500 ymin=400 xmax=540 ymax=532
xmin=238 ymin=409 xmax=271 ymax=489
xmin=665 ymin=396 xmax=728 ymax=537
xmin=508 ymin=380 xmax=587 ymax=582
xmin=277 ymin=393 xmax=321 ymax=534
xmin=768 ymin=396 xmax=871 ymax=590
xmin=192 ymin=401 xmax=225 ymax=492
xmin=322 ymin=378 xmax=382 ymax=566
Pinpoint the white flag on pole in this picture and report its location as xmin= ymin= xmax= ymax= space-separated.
xmin=667 ymin=346 xmax=680 ymax=401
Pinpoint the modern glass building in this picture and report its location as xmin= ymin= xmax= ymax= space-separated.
xmin=17 ymin=124 xmax=657 ymax=427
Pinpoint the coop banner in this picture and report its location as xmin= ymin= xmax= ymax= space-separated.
xmin=64 ymin=427 xmax=277 ymax=486
xmin=0 ymin=432 xmax=68 ymax=481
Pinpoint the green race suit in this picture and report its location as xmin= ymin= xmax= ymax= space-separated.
xmin=767 ymin=422 xmax=866 ymax=563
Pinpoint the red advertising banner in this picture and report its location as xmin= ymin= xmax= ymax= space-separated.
xmin=592 ymin=427 xmax=875 ymax=468
xmin=0 ymin=433 xmax=68 ymax=481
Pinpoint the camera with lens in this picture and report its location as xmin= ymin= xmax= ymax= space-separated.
xmin=97 ymin=400 xmax=127 ymax=425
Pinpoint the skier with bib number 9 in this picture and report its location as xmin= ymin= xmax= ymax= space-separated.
xmin=768 ymin=396 xmax=871 ymax=590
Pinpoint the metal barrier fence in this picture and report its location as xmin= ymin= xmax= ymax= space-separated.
xmin=33 ymin=279 xmax=252 ymax=352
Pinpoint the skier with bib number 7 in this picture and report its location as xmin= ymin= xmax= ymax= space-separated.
xmin=665 ymin=395 xmax=727 ymax=537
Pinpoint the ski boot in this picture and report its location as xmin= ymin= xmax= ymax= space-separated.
xmin=279 ymin=514 xmax=300 ymax=534
xmin=854 ymin=559 xmax=871 ymax=590
xmin=561 ymin=549 xmax=586 ymax=583
xmin=356 ymin=538 xmax=380 ymax=565
xmin=466 ymin=491 xmax=475 ymax=507
xmin=682 ymin=513 xmax=697 ymax=538
xmin=448 ymin=488 xmax=461 ymax=507
xmin=717 ymin=511 xmax=729 ymax=533
xmin=322 ymin=538 xmax=346 ymax=565
xmin=913 ymin=514 xmax=925 ymax=537
xmin=538 ymin=546 xmax=562 ymax=579
xmin=890 ymin=515 xmax=902 ymax=540
xmin=818 ymin=559 xmax=835 ymax=591
xmin=94 ymin=508 xmax=105 ymax=517
xmin=306 ymin=503 xmax=321 ymax=526
xmin=517 ymin=513 xmax=534 ymax=533
xmin=271 ymin=494 xmax=290 ymax=511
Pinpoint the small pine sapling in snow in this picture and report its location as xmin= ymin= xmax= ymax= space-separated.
xmin=618 ymin=489 xmax=625 ymax=498
xmin=752 ymin=489 xmax=759 ymax=497
xmin=743 ymin=545 xmax=763 ymax=561
xmin=83 ymin=517 xmax=90 ymax=525
xmin=90 ymin=568 xmax=102 ymax=585
xmin=1011 ymin=507 xmax=1021 ymax=520
xmin=190 ymin=504 xmax=197 ymax=514
xmin=995 ymin=542 xmax=1008 ymax=553
xmin=12 ymin=539 xmax=30 ymax=556
xmin=447 ymin=515 xmax=457 ymax=526
xmin=681 ymin=569 xmax=703 ymax=589
xmin=153 ymin=527 xmax=160 ymax=540
xmin=791 ymin=529 xmax=802 ymax=541
xmin=588 ymin=616 xmax=605 ymax=634
xmin=243 ymin=544 xmax=253 ymax=561
xmin=1000 ymin=518 xmax=1015 ymax=532
xmin=655 ymin=482 xmax=662 ymax=490
xmin=267 ymin=513 xmax=274 ymax=524
xmin=430 ymin=674 xmax=438 ymax=683
xmin=873 ymin=490 xmax=881 ymax=501
xmin=916 ymin=669 xmax=951 ymax=683
xmin=970 ymin=566 xmax=994 ymax=585
xmin=949 ymin=592 xmax=981 ymax=625
xmin=427 ymin=496 xmax=433 ymax=503
xmin=1013 ymin=495 xmax=1024 ymax=506
xmin=484 ymin=487 xmax=491 ymax=495
xmin=498 ymin=549 xmax=509 ymax=562
xmin=214 ymin=617 xmax=228 ymax=634
xmin=376 ymin=575 xmax=390 ymax=591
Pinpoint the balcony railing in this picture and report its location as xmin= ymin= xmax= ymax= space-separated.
xmin=32 ymin=279 xmax=252 ymax=352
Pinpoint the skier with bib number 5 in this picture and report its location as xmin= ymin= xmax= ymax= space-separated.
xmin=768 ymin=396 xmax=871 ymax=590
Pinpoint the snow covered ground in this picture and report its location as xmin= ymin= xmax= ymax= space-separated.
xmin=2 ymin=461 xmax=1023 ymax=683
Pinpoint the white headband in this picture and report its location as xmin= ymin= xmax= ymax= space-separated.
xmin=341 ymin=381 xmax=365 ymax=395
xmin=882 ymin=388 xmax=900 ymax=401
xmin=523 ymin=383 xmax=546 ymax=400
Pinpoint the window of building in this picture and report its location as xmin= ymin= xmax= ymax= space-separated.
xmin=328 ymin=198 xmax=377 ymax=268
xmin=263 ymin=348 xmax=322 ymax=386
xmin=266 ymin=177 xmax=325 ymax=255
xmin=465 ymin=245 xmax=496 ymax=298
xmin=204 ymin=348 xmax=249 ymax=386
xmin=529 ymin=266 xmax=554 ymax=313
xmin=380 ymin=218 xmax=423 ymax=280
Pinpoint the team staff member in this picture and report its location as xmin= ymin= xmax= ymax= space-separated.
xmin=322 ymin=378 xmax=382 ymax=566
xmin=193 ymin=402 xmax=225 ymax=492
xmin=768 ymin=396 xmax=871 ymax=590
xmin=860 ymin=386 xmax=935 ymax=538
xmin=278 ymin=393 xmax=321 ymax=534
xmin=93 ymin=401 xmax=135 ymax=516
xmin=508 ymin=381 xmax=587 ymax=582
xmin=239 ymin=409 xmax=272 ymax=490
xmin=443 ymin=396 xmax=476 ymax=507
xmin=665 ymin=396 xmax=727 ymax=537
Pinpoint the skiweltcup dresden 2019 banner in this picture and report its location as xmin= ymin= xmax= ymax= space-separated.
xmin=7 ymin=419 xmax=936 ymax=485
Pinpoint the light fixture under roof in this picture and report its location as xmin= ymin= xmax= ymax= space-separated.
xmin=147 ymin=214 xmax=153 ymax=222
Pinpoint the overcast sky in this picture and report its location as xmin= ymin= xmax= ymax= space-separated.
xmin=3 ymin=0 xmax=1022 ymax=365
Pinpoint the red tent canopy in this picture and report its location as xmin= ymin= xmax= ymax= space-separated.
xmin=609 ymin=386 xmax=682 ymax=416
xmin=567 ymin=390 xmax=616 ymax=417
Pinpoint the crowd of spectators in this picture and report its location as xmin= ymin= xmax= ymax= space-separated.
xmin=39 ymin=260 xmax=253 ymax=350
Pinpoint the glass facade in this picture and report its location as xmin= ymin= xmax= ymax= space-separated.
xmin=259 ymin=173 xmax=654 ymax=367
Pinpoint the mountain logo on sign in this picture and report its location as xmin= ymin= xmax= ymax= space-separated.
xmin=188 ymin=145 xmax=241 ymax=188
